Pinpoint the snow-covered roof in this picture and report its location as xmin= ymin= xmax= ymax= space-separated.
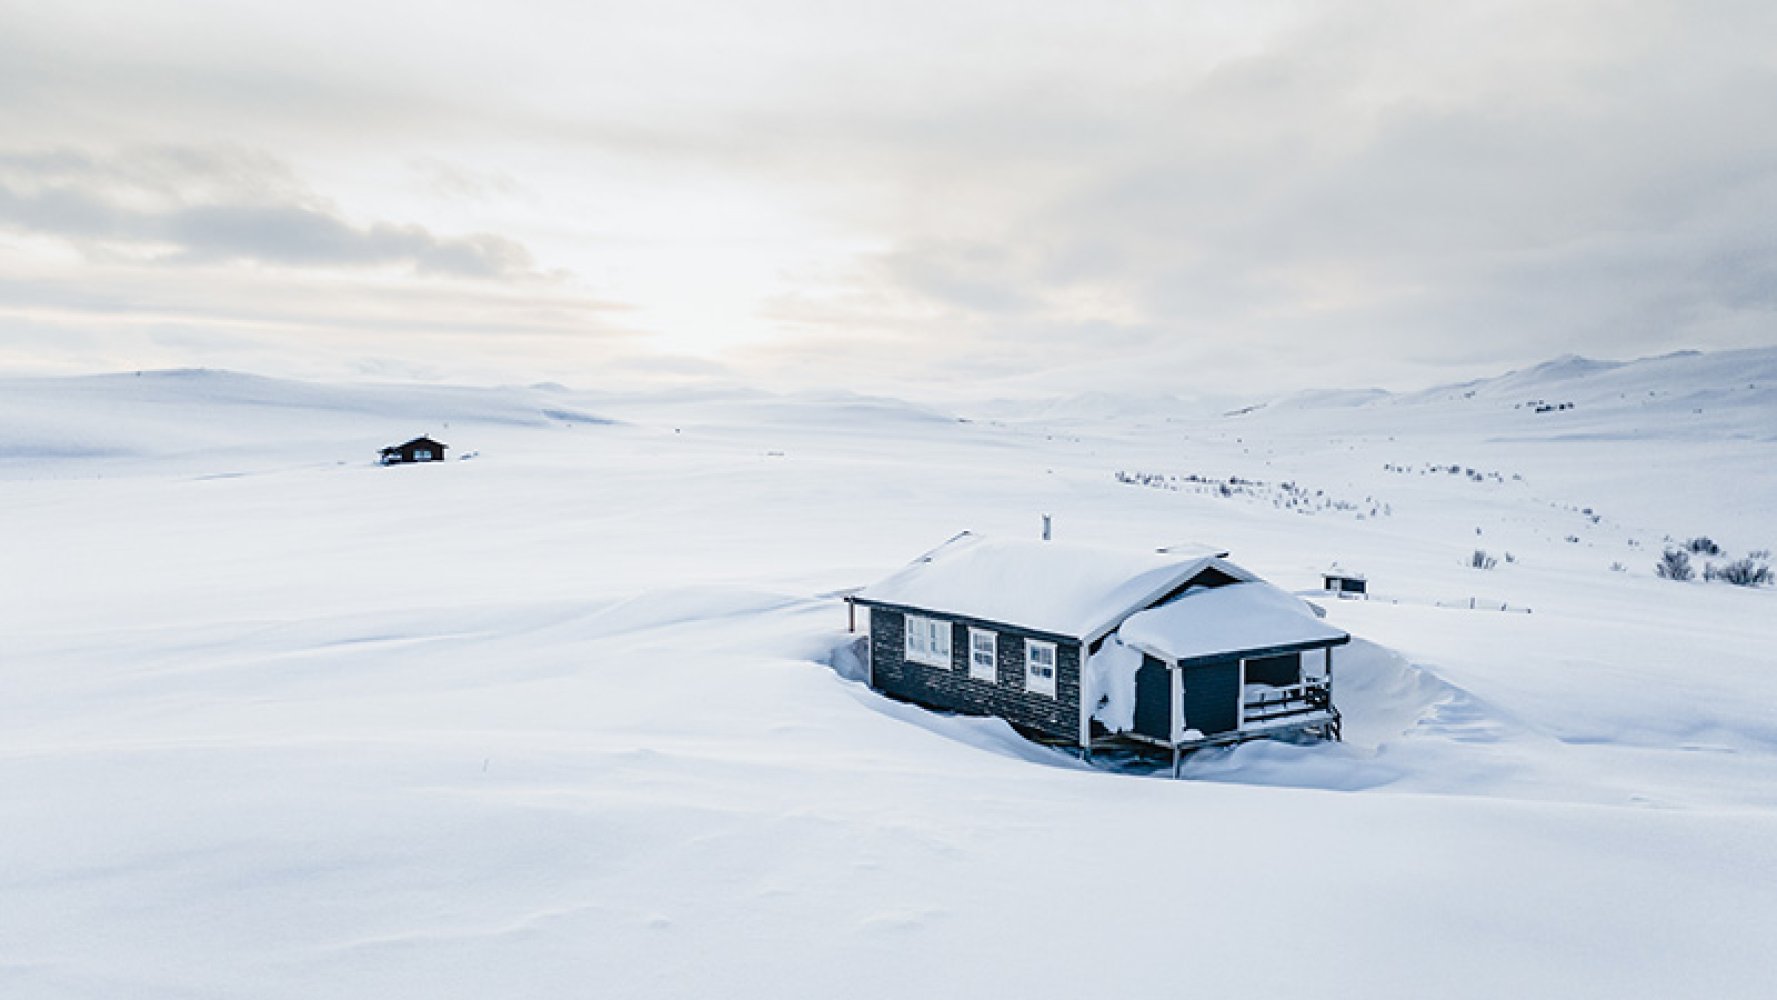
xmin=382 ymin=435 xmax=446 ymax=451
xmin=1118 ymin=581 xmax=1348 ymax=665
xmin=852 ymin=534 xmax=1254 ymax=639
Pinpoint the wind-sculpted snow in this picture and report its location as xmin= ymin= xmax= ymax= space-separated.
xmin=3 ymin=352 xmax=1775 ymax=998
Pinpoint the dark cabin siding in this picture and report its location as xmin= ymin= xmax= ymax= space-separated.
xmin=382 ymin=437 xmax=448 ymax=464
xmin=865 ymin=606 xmax=1082 ymax=744
xmin=1181 ymin=659 xmax=1241 ymax=736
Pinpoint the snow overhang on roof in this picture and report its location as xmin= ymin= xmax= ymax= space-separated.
xmin=851 ymin=534 xmax=1255 ymax=640
xmin=1118 ymin=581 xmax=1349 ymax=665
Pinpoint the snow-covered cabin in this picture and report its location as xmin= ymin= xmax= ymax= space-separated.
xmin=1322 ymin=570 xmax=1367 ymax=598
xmin=379 ymin=436 xmax=447 ymax=465
xmin=848 ymin=534 xmax=1350 ymax=764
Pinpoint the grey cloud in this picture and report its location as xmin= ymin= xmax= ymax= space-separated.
xmin=0 ymin=147 xmax=540 ymax=279
xmin=782 ymin=1 xmax=1777 ymax=387
xmin=161 ymin=204 xmax=535 ymax=277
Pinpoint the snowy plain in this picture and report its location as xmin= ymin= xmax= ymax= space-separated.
xmin=3 ymin=350 xmax=1776 ymax=998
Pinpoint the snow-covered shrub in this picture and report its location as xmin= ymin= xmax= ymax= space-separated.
xmin=1471 ymin=549 xmax=1498 ymax=570
xmin=1686 ymin=537 xmax=1723 ymax=556
xmin=1705 ymin=559 xmax=1772 ymax=587
xmin=1656 ymin=548 xmax=1694 ymax=581
xmin=1609 ymin=562 xmax=1626 ymax=572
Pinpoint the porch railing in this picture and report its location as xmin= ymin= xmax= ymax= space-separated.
xmin=1242 ymin=679 xmax=1331 ymax=724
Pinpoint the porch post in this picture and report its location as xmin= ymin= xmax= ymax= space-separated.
xmin=1169 ymin=665 xmax=1184 ymax=744
xmin=1170 ymin=664 xmax=1184 ymax=779
xmin=1236 ymin=657 xmax=1248 ymax=732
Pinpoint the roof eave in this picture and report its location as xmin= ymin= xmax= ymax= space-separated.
xmin=845 ymin=597 xmax=1084 ymax=644
xmin=1135 ymin=632 xmax=1351 ymax=668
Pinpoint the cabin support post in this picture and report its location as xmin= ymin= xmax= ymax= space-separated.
xmin=847 ymin=599 xmax=855 ymax=634
xmin=1170 ymin=665 xmax=1185 ymax=779
xmin=1236 ymin=657 xmax=1248 ymax=732
xmin=1077 ymin=641 xmax=1093 ymax=751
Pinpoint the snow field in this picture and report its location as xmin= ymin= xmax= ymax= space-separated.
xmin=3 ymin=355 xmax=1775 ymax=997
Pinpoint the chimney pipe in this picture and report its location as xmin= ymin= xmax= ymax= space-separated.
xmin=1042 ymin=514 xmax=1052 ymax=541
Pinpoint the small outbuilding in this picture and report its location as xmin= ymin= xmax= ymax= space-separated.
xmin=379 ymin=436 xmax=448 ymax=465
xmin=847 ymin=534 xmax=1350 ymax=771
xmin=1322 ymin=571 xmax=1367 ymax=598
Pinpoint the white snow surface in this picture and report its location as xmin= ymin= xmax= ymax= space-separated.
xmin=1120 ymin=581 xmax=1348 ymax=663
xmin=1084 ymin=632 xmax=1145 ymax=732
xmin=854 ymin=534 xmax=1248 ymax=638
xmin=4 ymin=353 xmax=1777 ymax=999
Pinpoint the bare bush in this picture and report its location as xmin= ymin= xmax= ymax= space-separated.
xmin=1656 ymin=548 xmax=1694 ymax=581
xmin=1705 ymin=559 xmax=1772 ymax=587
xmin=1686 ymin=536 xmax=1723 ymax=556
xmin=1471 ymin=549 xmax=1498 ymax=570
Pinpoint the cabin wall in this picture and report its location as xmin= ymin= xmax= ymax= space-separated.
xmin=866 ymin=607 xmax=1081 ymax=745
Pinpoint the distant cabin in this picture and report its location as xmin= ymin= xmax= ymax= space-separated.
xmin=379 ymin=436 xmax=448 ymax=465
xmin=847 ymin=534 xmax=1350 ymax=771
xmin=1323 ymin=572 xmax=1367 ymax=598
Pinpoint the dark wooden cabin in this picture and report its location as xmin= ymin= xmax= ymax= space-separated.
xmin=1323 ymin=572 xmax=1367 ymax=598
xmin=379 ymin=436 xmax=448 ymax=465
xmin=847 ymin=534 xmax=1350 ymax=773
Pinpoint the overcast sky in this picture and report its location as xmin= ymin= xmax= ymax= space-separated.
xmin=3 ymin=0 xmax=1775 ymax=399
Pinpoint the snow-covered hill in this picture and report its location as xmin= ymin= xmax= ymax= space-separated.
xmin=2 ymin=351 xmax=1774 ymax=998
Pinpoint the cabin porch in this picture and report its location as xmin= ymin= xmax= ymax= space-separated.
xmin=1087 ymin=646 xmax=1343 ymax=777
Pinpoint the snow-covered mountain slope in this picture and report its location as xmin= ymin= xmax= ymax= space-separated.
xmin=2 ymin=352 xmax=1774 ymax=998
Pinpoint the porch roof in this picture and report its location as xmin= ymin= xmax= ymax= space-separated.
xmin=1119 ymin=581 xmax=1348 ymax=665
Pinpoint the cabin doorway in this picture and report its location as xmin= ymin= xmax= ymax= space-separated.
xmin=1132 ymin=656 xmax=1172 ymax=741
xmin=1180 ymin=659 xmax=1240 ymax=736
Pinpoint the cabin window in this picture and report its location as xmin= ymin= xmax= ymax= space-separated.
xmin=414 ymin=449 xmax=433 ymax=461
xmin=904 ymin=615 xmax=952 ymax=668
xmin=1025 ymin=640 xmax=1057 ymax=697
xmin=968 ymin=628 xmax=997 ymax=682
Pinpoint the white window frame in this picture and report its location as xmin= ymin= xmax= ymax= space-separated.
xmin=1025 ymin=639 xmax=1057 ymax=697
xmin=968 ymin=628 xmax=998 ymax=682
xmin=904 ymin=614 xmax=952 ymax=668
